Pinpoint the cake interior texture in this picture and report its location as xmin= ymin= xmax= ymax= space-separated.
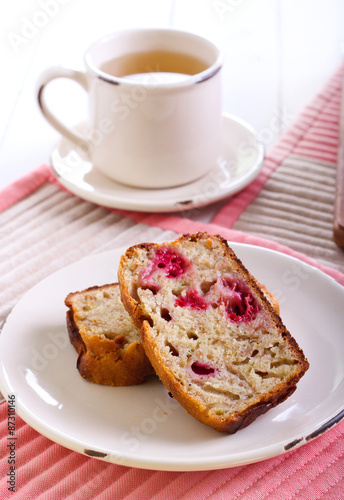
xmin=69 ymin=284 xmax=140 ymax=347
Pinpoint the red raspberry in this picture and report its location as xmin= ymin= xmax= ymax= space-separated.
xmin=175 ymin=289 xmax=208 ymax=310
xmin=221 ymin=277 xmax=259 ymax=322
xmin=191 ymin=361 xmax=216 ymax=376
xmin=140 ymin=247 xmax=190 ymax=292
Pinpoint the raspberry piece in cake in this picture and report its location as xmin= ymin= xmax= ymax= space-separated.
xmin=139 ymin=247 xmax=190 ymax=293
xmin=175 ymin=289 xmax=208 ymax=310
xmin=191 ymin=361 xmax=216 ymax=376
xmin=221 ymin=276 xmax=260 ymax=322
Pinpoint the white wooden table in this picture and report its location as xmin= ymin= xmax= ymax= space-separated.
xmin=1 ymin=0 xmax=343 ymax=192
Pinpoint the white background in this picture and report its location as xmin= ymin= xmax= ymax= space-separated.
xmin=0 ymin=0 xmax=343 ymax=189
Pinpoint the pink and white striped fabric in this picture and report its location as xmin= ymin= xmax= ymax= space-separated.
xmin=212 ymin=65 xmax=342 ymax=229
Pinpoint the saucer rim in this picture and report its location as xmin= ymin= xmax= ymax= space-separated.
xmin=50 ymin=112 xmax=264 ymax=213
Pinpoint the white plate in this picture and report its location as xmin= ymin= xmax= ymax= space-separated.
xmin=1 ymin=243 xmax=344 ymax=471
xmin=50 ymin=113 xmax=264 ymax=213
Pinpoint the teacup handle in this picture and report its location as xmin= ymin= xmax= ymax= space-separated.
xmin=37 ymin=66 xmax=90 ymax=154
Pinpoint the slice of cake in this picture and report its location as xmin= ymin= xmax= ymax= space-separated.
xmin=65 ymin=283 xmax=154 ymax=385
xmin=118 ymin=232 xmax=309 ymax=433
xmin=65 ymin=282 xmax=279 ymax=387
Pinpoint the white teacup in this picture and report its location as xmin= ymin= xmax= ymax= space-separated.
xmin=37 ymin=29 xmax=223 ymax=189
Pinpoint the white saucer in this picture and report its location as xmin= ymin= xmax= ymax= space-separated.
xmin=50 ymin=113 xmax=264 ymax=213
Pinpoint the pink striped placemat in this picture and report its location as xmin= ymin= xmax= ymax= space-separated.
xmin=212 ymin=64 xmax=342 ymax=228
xmin=1 ymin=65 xmax=344 ymax=499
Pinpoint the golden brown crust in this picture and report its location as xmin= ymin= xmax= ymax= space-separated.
xmin=259 ymin=283 xmax=280 ymax=315
xmin=65 ymin=283 xmax=154 ymax=386
xmin=119 ymin=232 xmax=309 ymax=432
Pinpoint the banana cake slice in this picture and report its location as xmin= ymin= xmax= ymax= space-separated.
xmin=65 ymin=283 xmax=154 ymax=386
xmin=118 ymin=232 xmax=309 ymax=433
